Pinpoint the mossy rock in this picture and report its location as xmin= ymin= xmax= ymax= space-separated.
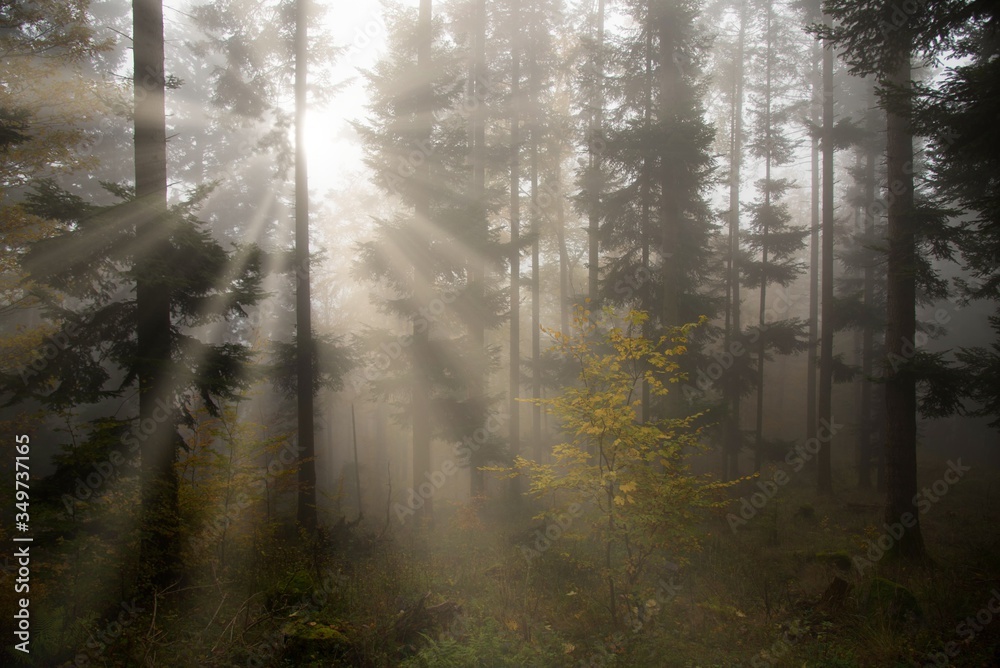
xmin=863 ymin=577 xmax=922 ymax=623
xmin=282 ymin=619 xmax=351 ymax=662
xmin=265 ymin=570 xmax=313 ymax=610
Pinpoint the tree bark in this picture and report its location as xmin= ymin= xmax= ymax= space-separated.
xmin=883 ymin=40 xmax=924 ymax=557
xmin=294 ymin=0 xmax=317 ymax=532
xmin=529 ymin=15 xmax=542 ymax=462
xmin=753 ymin=2 xmax=773 ymax=474
xmin=806 ymin=35 xmax=820 ymax=459
xmin=134 ymin=0 xmax=180 ymax=589
xmin=859 ymin=82 xmax=877 ymax=490
xmin=817 ymin=26 xmax=835 ymax=495
xmin=467 ymin=0 xmax=487 ymax=496
xmin=412 ymin=0 xmax=434 ymax=524
xmin=587 ymin=0 xmax=605 ymax=309
xmin=724 ymin=0 xmax=746 ymax=481
xmin=509 ymin=0 xmax=521 ymax=493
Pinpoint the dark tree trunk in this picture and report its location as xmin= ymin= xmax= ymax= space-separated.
xmin=529 ymin=21 xmax=542 ymax=462
xmin=555 ymin=156 xmax=569 ymax=335
xmin=413 ymin=0 xmax=434 ymax=523
xmin=817 ymin=28 xmax=835 ymax=495
xmin=753 ymin=3 xmax=773 ymax=474
xmin=724 ymin=1 xmax=746 ymax=481
xmin=587 ymin=0 xmax=604 ymax=309
xmin=859 ymin=83 xmax=877 ymax=490
xmin=509 ymin=0 xmax=521 ymax=494
xmin=468 ymin=0 xmax=487 ymax=497
xmin=883 ymin=41 xmax=924 ymax=558
xmin=656 ymin=6 xmax=681 ymax=424
xmin=806 ymin=34 xmax=820 ymax=456
xmin=294 ymin=0 xmax=317 ymax=532
xmin=134 ymin=0 xmax=180 ymax=589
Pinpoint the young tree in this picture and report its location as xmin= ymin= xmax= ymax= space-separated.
xmin=506 ymin=309 xmax=722 ymax=628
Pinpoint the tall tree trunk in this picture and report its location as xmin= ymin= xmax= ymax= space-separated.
xmin=858 ymin=82 xmax=877 ymax=490
xmin=529 ymin=19 xmax=542 ymax=462
xmin=806 ymin=35 xmax=820 ymax=455
xmin=753 ymin=3 xmax=773 ymax=474
xmin=724 ymin=1 xmax=746 ymax=480
xmin=413 ymin=0 xmax=434 ymax=524
xmin=852 ymin=145 xmax=866 ymax=488
xmin=587 ymin=0 xmax=605 ymax=308
xmin=509 ymin=0 xmax=521 ymax=492
xmin=883 ymin=39 xmax=924 ymax=557
xmin=468 ymin=0 xmax=487 ymax=496
xmin=134 ymin=0 xmax=179 ymax=589
xmin=657 ymin=5 xmax=680 ymax=422
xmin=555 ymin=156 xmax=569 ymax=335
xmin=817 ymin=25 xmax=835 ymax=495
xmin=641 ymin=23 xmax=653 ymax=423
xmin=294 ymin=0 xmax=317 ymax=532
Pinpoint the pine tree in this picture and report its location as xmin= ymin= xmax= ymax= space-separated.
xmin=742 ymin=0 xmax=808 ymax=472
xmin=356 ymin=1 xmax=507 ymax=520
xmin=817 ymin=0 xmax=964 ymax=557
xmin=598 ymin=0 xmax=718 ymax=422
xmin=913 ymin=2 xmax=1000 ymax=426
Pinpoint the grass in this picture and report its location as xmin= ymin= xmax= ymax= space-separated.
xmin=16 ymin=457 xmax=1000 ymax=667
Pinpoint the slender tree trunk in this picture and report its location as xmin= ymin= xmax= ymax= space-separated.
xmin=294 ymin=0 xmax=317 ymax=532
xmin=587 ymin=0 xmax=605 ymax=309
xmin=883 ymin=40 xmax=924 ymax=557
xmin=134 ymin=0 xmax=179 ymax=589
xmin=413 ymin=0 xmax=434 ymax=523
xmin=859 ymin=82 xmax=877 ymax=490
xmin=817 ymin=26 xmax=835 ymax=495
xmin=657 ymin=7 xmax=680 ymax=421
xmin=806 ymin=36 xmax=820 ymax=453
xmin=754 ymin=4 xmax=773 ymax=474
xmin=725 ymin=1 xmax=746 ymax=480
xmin=555 ymin=156 xmax=569 ymax=335
xmin=641 ymin=24 xmax=653 ymax=423
xmin=852 ymin=145 xmax=866 ymax=488
xmin=509 ymin=0 xmax=521 ymax=492
xmin=468 ymin=0 xmax=487 ymax=497
xmin=529 ymin=21 xmax=542 ymax=461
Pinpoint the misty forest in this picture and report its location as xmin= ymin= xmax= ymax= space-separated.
xmin=2 ymin=0 xmax=1000 ymax=665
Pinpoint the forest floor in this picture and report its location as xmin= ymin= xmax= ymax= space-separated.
xmin=19 ymin=454 xmax=1000 ymax=667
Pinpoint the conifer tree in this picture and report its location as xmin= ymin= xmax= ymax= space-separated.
xmin=742 ymin=0 xmax=808 ymax=472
